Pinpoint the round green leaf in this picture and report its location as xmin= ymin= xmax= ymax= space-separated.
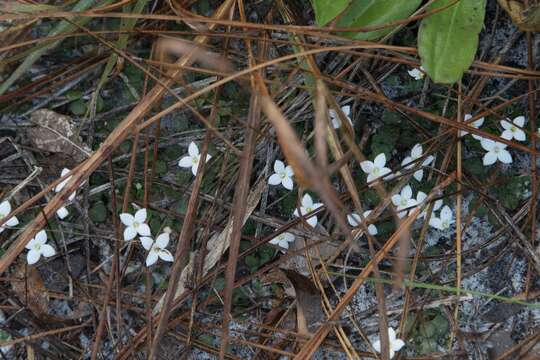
xmin=89 ymin=202 xmax=107 ymax=223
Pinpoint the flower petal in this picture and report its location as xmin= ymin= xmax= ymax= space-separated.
xmin=388 ymin=327 xmax=397 ymax=341
xmin=372 ymin=339 xmax=381 ymax=353
xmin=188 ymin=142 xmax=199 ymax=157
xmin=347 ymin=213 xmax=361 ymax=227
xmin=137 ymin=223 xmax=151 ymax=237
xmin=140 ymin=236 xmax=154 ymax=250
xmin=120 ymin=213 xmax=134 ymax=226
xmin=513 ymin=116 xmax=525 ymax=127
xmin=392 ymin=339 xmax=405 ymax=352
xmin=268 ymin=174 xmax=281 ymax=186
xmin=514 ymin=129 xmax=526 ymax=141
xmin=155 ymin=233 xmax=170 ymax=248
xmin=178 ymin=156 xmax=193 ymax=168
xmin=368 ymin=224 xmax=378 ymax=236
xmin=402 ymin=185 xmax=412 ymax=200
xmin=480 ymin=138 xmax=495 ymax=151
xmin=374 ymin=153 xmax=386 ymax=168
xmin=440 ymin=206 xmax=452 ymax=221
xmin=360 ymin=161 xmax=374 ymax=174
xmin=411 ymin=144 xmax=422 ymax=159
xmin=41 ymin=244 xmax=55 ymax=258
xmin=500 ymin=119 xmax=512 ymax=130
xmin=146 ymin=251 xmax=159 ymax=266
xmin=285 ymin=165 xmax=294 ymax=177
xmin=283 ymin=232 xmax=295 ymax=243
xmin=282 ymin=177 xmax=294 ymax=190
xmin=429 ymin=217 xmax=443 ymax=230
xmin=5 ymin=216 xmax=18 ymax=227
xmin=306 ymin=215 xmax=318 ymax=228
xmin=500 ymin=130 xmax=514 ymax=140
xmin=56 ymin=207 xmax=69 ymax=219
xmin=302 ymin=194 xmax=313 ymax=208
xmin=27 ymin=249 xmax=40 ymax=265
xmin=483 ymin=152 xmax=497 ymax=166
xmin=498 ymin=149 xmax=513 ymax=164
xmin=0 ymin=201 xmax=11 ymax=215
xmin=35 ymin=230 xmax=47 ymax=244
xmin=158 ymin=249 xmax=174 ymax=262
xmin=273 ymin=160 xmax=285 ymax=173
xmin=191 ymin=163 xmax=199 ymax=176
xmin=135 ymin=208 xmax=147 ymax=223
xmin=391 ymin=195 xmax=402 ymax=207
xmin=124 ymin=226 xmax=137 ymax=241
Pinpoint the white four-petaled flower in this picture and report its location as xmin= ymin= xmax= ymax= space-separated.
xmin=140 ymin=232 xmax=174 ymax=266
xmin=293 ymin=194 xmax=323 ymax=228
xmin=372 ymin=327 xmax=405 ymax=359
xmin=429 ymin=205 xmax=454 ymax=230
xmin=120 ymin=208 xmax=151 ymax=241
xmin=0 ymin=201 xmax=19 ymax=234
xmin=460 ymin=114 xmax=485 ymax=139
xmin=391 ymin=185 xmax=417 ymax=218
xmin=178 ymin=142 xmax=212 ymax=176
xmin=269 ymin=232 xmax=295 ymax=250
xmin=329 ymin=105 xmax=353 ymax=129
xmin=25 ymin=230 xmax=55 ymax=265
xmin=408 ymin=67 xmax=424 ymax=80
xmin=347 ymin=210 xmax=378 ymax=235
xmin=480 ymin=138 xmax=512 ymax=166
xmin=500 ymin=116 xmax=526 ymax=141
xmin=54 ymin=168 xmax=78 ymax=220
xmin=401 ymin=144 xmax=434 ymax=182
xmin=361 ymin=153 xmax=392 ymax=184
xmin=268 ymin=160 xmax=294 ymax=190
xmin=415 ymin=191 xmax=443 ymax=219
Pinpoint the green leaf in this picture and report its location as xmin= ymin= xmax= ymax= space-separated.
xmin=245 ymin=255 xmax=259 ymax=269
xmin=69 ymin=99 xmax=87 ymax=116
xmin=418 ymin=0 xmax=487 ymax=84
xmin=336 ymin=0 xmax=422 ymax=40
xmin=89 ymin=202 xmax=107 ymax=223
xmin=310 ymin=0 xmax=351 ymax=26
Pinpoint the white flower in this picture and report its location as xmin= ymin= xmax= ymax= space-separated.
xmin=415 ymin=191 xmax=443 ymax=219
xmin=391 ymin=185 xmax=417 ymax=218
xmin=140 ymin=232 xmax=174 ymax=266
xmin=480 ymin=138 xmax=512 ymax=166
xmin=372 ymin=327 xmax=405 ymax=359
xmin=360 ymin=153 xmax=392 ymax=183
xmin=407 ymin=66 xmax=424 ymax=80
xmin=120 ymin=208 xmax=151 ymax=241
xmin=25 ymin=230 xmax=55 ymax=265
xmin=178 ymin=142 xmax=212 ymax=176
xmin=0 ymin=200 xmax=19 ymax=233
xmin=268 ymin=160 xmax=294 ymax=190
xmin=500 ymin=116 xmax=526 ymax=141
xmin=347 ymin=210 xmax=378 ymax=235
xmin=329 ymin=105 xmax=353 ymax=129
xmin=460 ymin=114 xmax=485 ymax=139
xmin=269 ymin=232 xmax=295 ymax=250
xmin=56 ymin=207 xmax=69 ymax=220
xmin=429 ymin=205 xmax=454 ymax=230
xmin=293 ymin=194 xmax=323 ymax=228
xmin=54 ymin=168 xmax=78 ymax=220
xmin=401 ymin=144 xmax=434 ymax=182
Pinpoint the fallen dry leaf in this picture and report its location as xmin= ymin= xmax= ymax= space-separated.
xmin=28 ymin=109 xmax=91 ymax=162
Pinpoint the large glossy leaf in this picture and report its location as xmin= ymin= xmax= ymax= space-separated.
xmin=336 ymin=0 xmax=422 ymax=40
xmin=418 ymin=0 xmax=487 ymax=84
xmin=310 ymin=0 xmax=351 ymax=26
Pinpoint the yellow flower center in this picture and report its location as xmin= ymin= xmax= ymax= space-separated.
xmin=133 ymin=221 xmax=140 ymax=229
